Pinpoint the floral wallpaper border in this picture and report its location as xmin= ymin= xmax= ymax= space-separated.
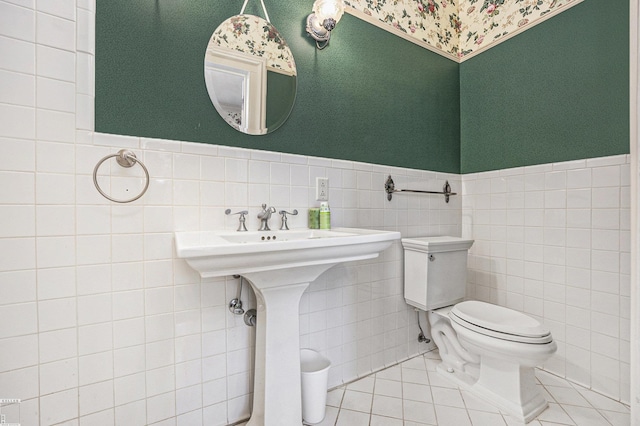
xmin=209 ymin=14 xmax=297 ymax=75
xmin=344 ymin=0 xmax=583 ymax=61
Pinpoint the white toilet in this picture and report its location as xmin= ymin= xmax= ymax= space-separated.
xmin=402 ymin=236 xmax=557 ymax=423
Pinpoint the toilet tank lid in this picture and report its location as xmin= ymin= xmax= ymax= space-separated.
xmin=401 ymin=236 xmax=474 ymax=253
xmin=451 ymin=301 xmax=550 ymax=338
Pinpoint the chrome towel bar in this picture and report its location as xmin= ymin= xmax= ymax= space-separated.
xmin=385 ymin=175 xmax=456 ymax=203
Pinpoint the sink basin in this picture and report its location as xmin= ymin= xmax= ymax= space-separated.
xmin=175 ymin=227 xmax=400 ymax=279
xmin=175 ymin=227 xmax=400 ymax=426
xmin=220 ymin=228 xmax=358 ymax=243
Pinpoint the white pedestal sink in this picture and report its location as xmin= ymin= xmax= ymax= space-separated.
xmin=175 ymin=227 xmax=400 ymax=426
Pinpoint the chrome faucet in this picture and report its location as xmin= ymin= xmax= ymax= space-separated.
xmin=279 ymin=209 xmax=298 ymax=230
xmin=225 ymin=209 xmax=248 ymax=232
xmin=257 ymin=204 xmax=276 ymax=231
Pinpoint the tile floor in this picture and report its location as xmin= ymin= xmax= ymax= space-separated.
xmin=237 ymin=350 xmax=630 ymax=425
xmin=236 ymin=350 xmax=631 ymax=426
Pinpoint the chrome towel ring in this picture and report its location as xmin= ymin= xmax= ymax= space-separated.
xmin=93 ymin=149 xmax=150 ymax=203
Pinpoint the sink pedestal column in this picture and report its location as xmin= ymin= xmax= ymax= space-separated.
xmin=244 ymin=264 xmax=334 ymax=426
xmin=175 ymin=228 xmax=400 ymax=424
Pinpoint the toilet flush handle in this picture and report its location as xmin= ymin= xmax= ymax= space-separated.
xmin=429 ymin=254 xmax=435 ymax=262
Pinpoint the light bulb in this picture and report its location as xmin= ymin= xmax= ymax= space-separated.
xmin=313 ymin=0 xmax=344 ymax=24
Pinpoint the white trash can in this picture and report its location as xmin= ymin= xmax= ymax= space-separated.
xmin=300 ymin=348 xmax=331 ymax=424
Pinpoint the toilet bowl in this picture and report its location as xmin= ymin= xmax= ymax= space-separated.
xmin=448 ymin=300 xmax=556 ymax=422
xmin=427 ymin=306 xmax=480 ymax=377
xmin=402 ymin=236 xmax=557 ymax=422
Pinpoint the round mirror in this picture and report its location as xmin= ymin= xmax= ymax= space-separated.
xmin=204 ymin=15 xmax=297 ymax=135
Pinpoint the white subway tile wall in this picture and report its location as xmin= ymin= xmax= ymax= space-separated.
xmin=0 ymin=2 xmax=462 ymax=425
xmin=462 ymin=154 xmax=631 ymax=404
xmin=0 ymin=0 xmax=630 ymax=424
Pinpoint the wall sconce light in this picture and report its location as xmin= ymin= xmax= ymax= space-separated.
xmin=305 ymin=0 xmax=344 ymax=50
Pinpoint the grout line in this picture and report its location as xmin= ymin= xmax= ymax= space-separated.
xmin=328 ymin=354 xmax=629 ymax=426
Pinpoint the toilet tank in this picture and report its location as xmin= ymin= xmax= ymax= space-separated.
xmin=402 ymin=236 xmax=474 ymax=311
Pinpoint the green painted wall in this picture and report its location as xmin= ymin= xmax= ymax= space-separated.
xmin=265 ymin=72 xmax=296 ymax=132
xmin=95 ymin=1 xmax=461 ymax=173
xmin=96 ymin=1 xmax=630 ymax=175
xmin=460 ymin=0 xmax=629 ymax=174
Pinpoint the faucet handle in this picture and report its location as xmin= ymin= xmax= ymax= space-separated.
xmin=225 ymin=209 xmax=249 ymax=232
xmin=278 ymin=209 xmax=298 ymax=230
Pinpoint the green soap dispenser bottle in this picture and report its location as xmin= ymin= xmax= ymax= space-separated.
xmin=319 ymin=202 xmax=331 ymax=229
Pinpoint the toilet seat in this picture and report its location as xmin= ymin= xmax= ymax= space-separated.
xmin=450 ymin=301 xmax=552 ymax=344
